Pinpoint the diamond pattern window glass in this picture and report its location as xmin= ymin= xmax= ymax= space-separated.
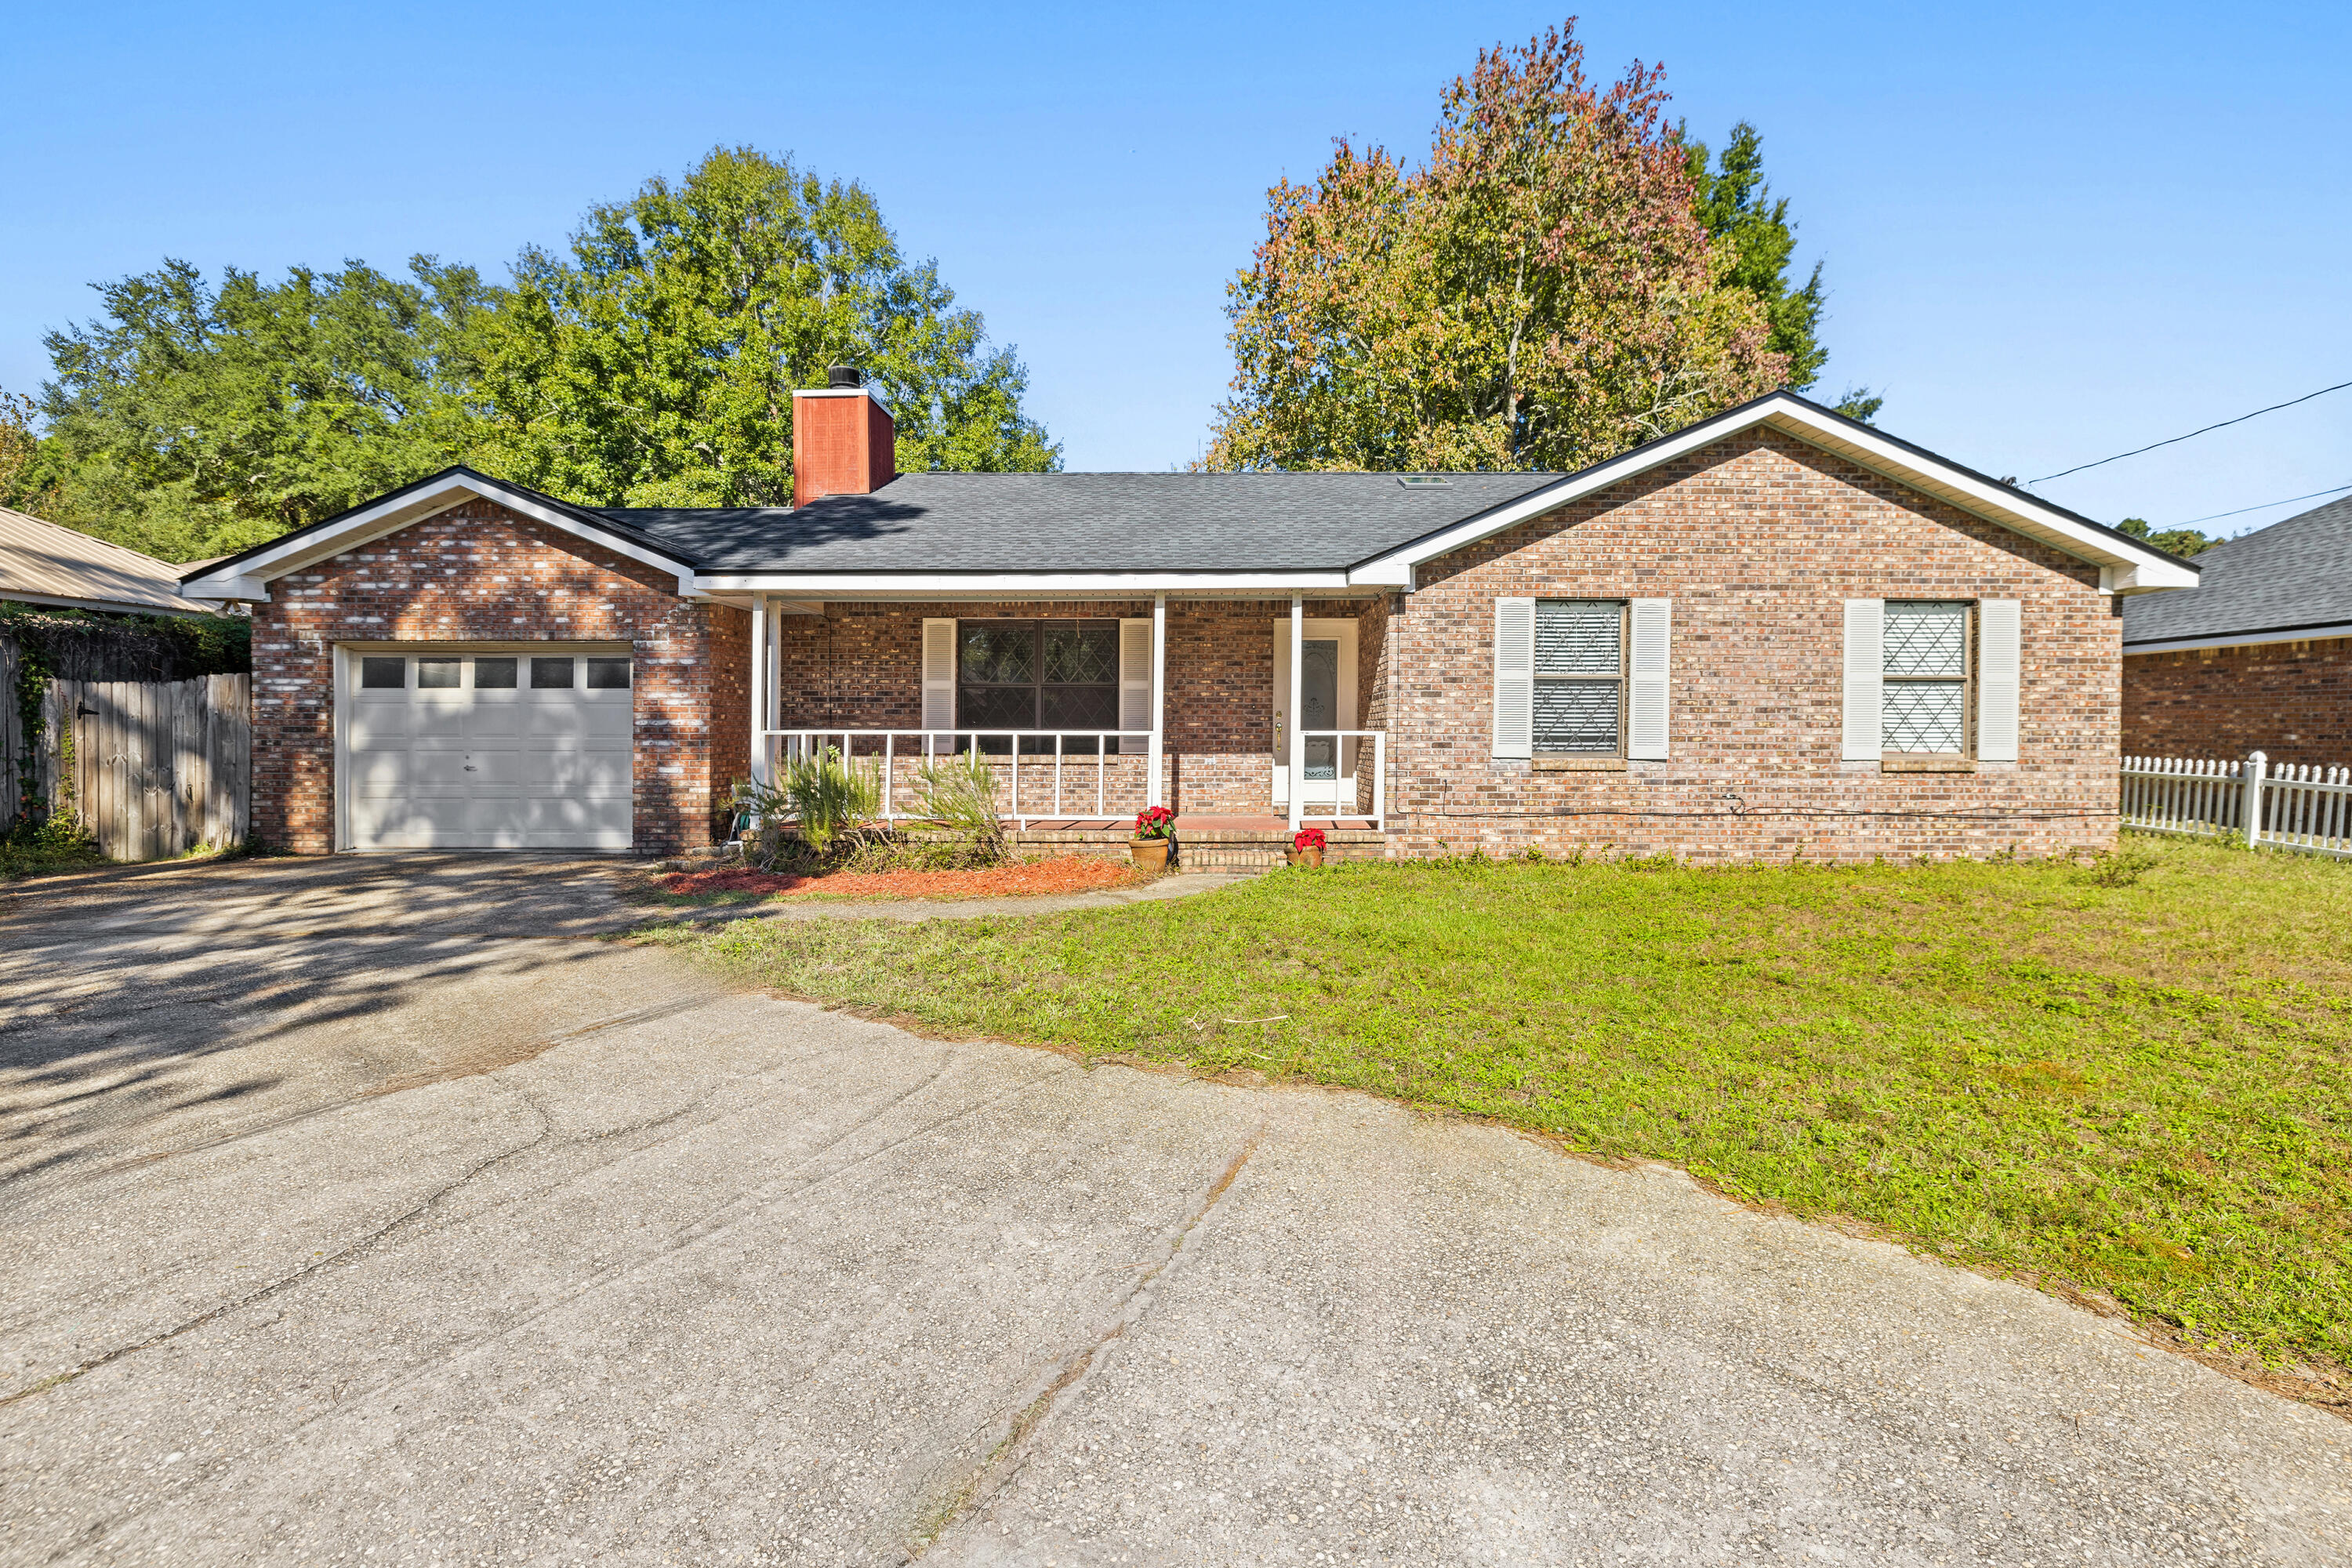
xmin=1533 ymin=599 xmax=1623 ymax=754
xmin=1883 ymin=601 xmax=1968 ymax=677
xmin=958 ymin=619 xmax=1120 ymax=752
xmin=1882 ymin=601 xmax=1970 ymax=753
xmin=1537 ymin=601 xmax=1621 ymax=675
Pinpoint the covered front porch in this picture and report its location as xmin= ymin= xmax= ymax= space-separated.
xmin=737 ymin=590 xmax=1395 ymax=840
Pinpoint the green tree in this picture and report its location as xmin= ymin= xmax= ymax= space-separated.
xmin=36 ymin=258 xmax=492 ymax=561
xmin=1205 ymin=20 xmax=1786 ymax=473
xmin=464 ymin=145 xmax=1057 ymax=506
xmin=1682 ymin=121 xmax=1881 ymax=424
xmin=0 ymin=389 xmax=58 ymax=516
xmin=2118 ymin=516 xmax=2218 ymax=557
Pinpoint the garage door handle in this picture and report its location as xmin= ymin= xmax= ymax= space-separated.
xmin=464 ymin=764 xmax=477 ymax=771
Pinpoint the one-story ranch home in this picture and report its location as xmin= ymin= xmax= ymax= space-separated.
xmin=180 ymin=379 xmax=2198 ymax=862
xmin=2122 ymin=495 xmax=2350 ymax=767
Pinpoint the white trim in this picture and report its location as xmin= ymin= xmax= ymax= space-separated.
xmin=749 ymin=594 xmax=771 ymax=786
xmin=2125 ymin=622 xmax=2352 ymax=655
xmin=1149 ymin=593 xmax=1167 ymax=807
xmin=792 ymin=385 xmax=895 ymax=417
xmin=691 ymin=570 xmax=1367 ymax=598
xmin=178 ymin=474 xmax=700 ymax=599
xmin=1351 ymin=394 xmax=2201 ymax=592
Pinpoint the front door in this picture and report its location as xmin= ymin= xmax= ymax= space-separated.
xmin=1272 ymin=619 xmax=1358 ymax=811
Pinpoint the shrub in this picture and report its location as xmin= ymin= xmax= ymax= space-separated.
xmin=914 ymin=750 xmax=1008 ymax=865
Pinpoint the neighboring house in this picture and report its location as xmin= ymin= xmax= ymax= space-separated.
xmin=0 ymin=506 xmax=216 ymax=617
xmin=2121 ymin=496 xmax=2352 ymax=766
xmin=180 ymin=379 xmax=2197 ymax=861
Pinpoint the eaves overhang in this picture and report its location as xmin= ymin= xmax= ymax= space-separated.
xmin=176 ymin=467 xmax=700 ymax=603
xmin=1348 ymin=392 xmax=2205 ymax=595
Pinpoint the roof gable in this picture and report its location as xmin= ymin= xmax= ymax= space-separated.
xmin=178 ymin=468 xmax=699 ymax=601
xmin=1349 ymin=392 xmax=2201 ymax=593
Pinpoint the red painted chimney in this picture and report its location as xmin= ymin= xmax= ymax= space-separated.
xmin=792 ymin=365 xmax=897 ymax=506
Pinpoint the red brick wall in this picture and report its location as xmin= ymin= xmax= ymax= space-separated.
xmin=1388 ymin=428 xmax=2122 ymax=862
xmin=2122 ymin=637 xmax=2352 ymax=766
xmin=250 ymin=499 xmax=747 ymax=855
xmin=769 ymin=599 xmax=1376 ymax=816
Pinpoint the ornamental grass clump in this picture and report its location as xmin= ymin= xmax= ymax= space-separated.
xmin=914 ymin=750 xmax=1008 ymax=866
xmin=732 ymin=747 xmax=884 ymax=869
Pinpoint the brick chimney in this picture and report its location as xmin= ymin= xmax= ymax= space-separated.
xmin=792 ymin=365 xmax=896 ymax=506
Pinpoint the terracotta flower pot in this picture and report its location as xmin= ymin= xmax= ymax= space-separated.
xmin=1130 ymin=837 xmax=1173 ymax=872
xmin=1289 ymin=846 xmax=1325 ymax=869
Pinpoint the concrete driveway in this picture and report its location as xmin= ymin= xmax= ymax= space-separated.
xmin=2 ymin=856 xmax=2344 ymax=1566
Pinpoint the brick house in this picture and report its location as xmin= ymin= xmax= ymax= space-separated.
xmin=181 ymin=381 xmax=2196 ymax=862
xmin=2121 ymin=495 xmax=2352 ymax=767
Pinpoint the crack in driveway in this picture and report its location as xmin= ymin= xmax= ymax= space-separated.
xmin=909 ymin=1128 xmax=1263 ymax=1559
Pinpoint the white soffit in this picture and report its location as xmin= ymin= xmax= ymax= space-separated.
xmin=1351 ymin=395 xmax=2201 ymax=593
xmin=180 ymin=474 xmax=699 ymax=601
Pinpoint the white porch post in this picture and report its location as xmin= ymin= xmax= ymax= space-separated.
xmin=1149 ymin=593 xmax=1167 ymax=808
xmin=748 ymin=593 xmax=771 ymax=788
xmin=1288 ymin=593 xmax=1304 ymax=831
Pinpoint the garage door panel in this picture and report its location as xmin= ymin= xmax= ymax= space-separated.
xmin=344 ymin=648 xmax=635 ymax=852
xmin=413 ymin=699 xmax=470 ymax=739
xmin=348 ymin=704 xmax=412 ymax=748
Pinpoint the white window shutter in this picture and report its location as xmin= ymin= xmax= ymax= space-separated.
xmin=921 ymin=619 xmax=956 ymax=731
xmin=1118 ymin=617 xmax=1152 ymax=755
xmin=1842 ymin=600 xmax=1884 ymax=760
xmin=1492 ymin=597 xmax=1535 ymax=759
xmin=1627 ymin=598 xmax=1671 ymax=760
xmin=1976 ymin=599 xmax=2020 ymax=761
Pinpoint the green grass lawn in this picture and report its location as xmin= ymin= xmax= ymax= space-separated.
xmin=638 ymin=836 xmax=2352 ymax=1385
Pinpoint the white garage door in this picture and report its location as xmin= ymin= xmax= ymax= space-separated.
xmin=343 ymin=648 xmax=634 ymax=851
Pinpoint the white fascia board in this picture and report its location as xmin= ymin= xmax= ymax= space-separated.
xmin=178 ymin=477 xmax=700 ymax=598
xmin=691 ymin=570 xmax=1370 ymax=600
xmin=1352 ymin=394 xmax=2201 ymax=589
xmin=2125 ymin=622 xmax=2352 ymax=655
xmin=182 ymin=577 xmax=273 ymax=604
xmin=2 ymin=589 xmax=215 ymax=616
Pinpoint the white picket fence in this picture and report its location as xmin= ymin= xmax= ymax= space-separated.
xmin=2121 ymin=752 xmax=2352 ymax=860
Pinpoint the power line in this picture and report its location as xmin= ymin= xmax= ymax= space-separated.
xmin=2029 ymin=378 xmax=2352 ymax=485
xmin=2165 ymin=481 xmax=2352 ymax=529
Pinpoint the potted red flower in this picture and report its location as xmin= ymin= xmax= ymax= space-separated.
xmin=1131 ymin=805 xmax=1176 ymax=872
xmin=1290 ymin=826 xmax=1327 ymax=868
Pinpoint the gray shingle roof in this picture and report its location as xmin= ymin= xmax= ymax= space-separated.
xmin=2121 ymin=495 xmax=2352 ymax=646
xmin=600 ymin=470 xmax=1566 ymax=574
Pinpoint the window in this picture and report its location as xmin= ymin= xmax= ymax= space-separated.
xmin=359 ymin=656 xmax=405 ymax=689
xmin=585 ymin=657 xmax=632 ymax=691
xmin=1882 ymin=601 xmax=1970 ymax=753
xmin=1534 ymin=600 xmax=1624 ymax=755
xmin=531 ymin=657 xmax=575 ymax=689
xmin=474 ymin=657 xmax=517 ymax=689
xmin=957 ymin=619 xmax=1118 ymax=751
xmin=417 ymin=658 xmax=462 ymax=689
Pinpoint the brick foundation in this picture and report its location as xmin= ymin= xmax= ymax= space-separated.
xmin=249 ymin=499 xmax=747 ymax=855
xmin=2122 ymin=637 xmax=2352 ymax=767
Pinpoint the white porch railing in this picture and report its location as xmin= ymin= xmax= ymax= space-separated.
xmin=2121 ymin=751 xmax=2352 ymax=860
xmin=1290 ymin=730 xmax=1387 ymax=832
xmin=764 ymin=729 xmax=1152 ymax=829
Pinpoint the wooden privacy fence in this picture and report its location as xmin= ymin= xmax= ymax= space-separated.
xmin=24 ymin=676 xmax=250 ymax=859
xmin=2120 ymin=752 xmax=2352 ymax=861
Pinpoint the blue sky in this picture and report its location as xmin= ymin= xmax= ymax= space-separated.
xmin=4 ymin=1 xmax=2346 ymax=537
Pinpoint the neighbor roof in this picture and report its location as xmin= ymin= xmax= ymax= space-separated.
xmin=0 ymin=506 xmax=214 ymax=616
xmin=2122 ymin=495 xmax=2352 ymax=651
xmin=602 ymin=471 xmax=1566 ymax=574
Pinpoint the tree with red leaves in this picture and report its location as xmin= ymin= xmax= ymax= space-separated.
xmin=1206 ymin=20 xmax=1788 ymax=473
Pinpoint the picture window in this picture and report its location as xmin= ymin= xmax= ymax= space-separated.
xmin=956 ymin=620 xmax=1118 ymax=753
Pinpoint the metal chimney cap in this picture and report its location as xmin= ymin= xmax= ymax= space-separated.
xmin=826 ymin=364 xmax=865 ymax=389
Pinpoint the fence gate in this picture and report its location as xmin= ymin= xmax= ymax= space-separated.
xmin=34 ymin=675 xmax=251 ymax=859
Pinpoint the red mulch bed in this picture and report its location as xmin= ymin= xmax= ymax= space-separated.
xmin=658 ymin=855 xmax=1148 ymax=902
